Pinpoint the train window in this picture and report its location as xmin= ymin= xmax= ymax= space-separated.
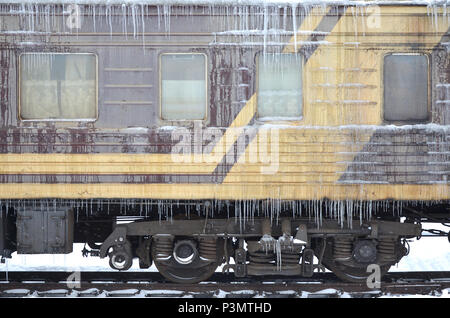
xmin=160 ymin=53 xmax=207 ymax=120
xmin=383 ymin=54 xmax=429 ymax=122
xmin=257 ymin=53 xmax=302 ymax=119
xmin=19 ymin=53 xmax=97 ymax=121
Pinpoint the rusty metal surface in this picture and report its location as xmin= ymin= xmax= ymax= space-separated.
xmin=0 ymin=4 xmax=447 ymax=196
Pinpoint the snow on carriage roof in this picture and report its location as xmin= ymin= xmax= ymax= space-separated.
xmin=0 ymin=0 xmax=449 ymax=6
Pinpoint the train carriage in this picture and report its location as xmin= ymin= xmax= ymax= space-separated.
xmin=0 ymin=0 xmax=448 ymax=283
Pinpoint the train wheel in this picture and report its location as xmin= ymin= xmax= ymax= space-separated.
xmin=152 ymin=236 xmax=223 ymax=284
xmin=314 ymin=238 xmax=392 ymax=284
xmin=321 ymin=259 xmax=391 ymax=284
xmin=109 ymin=250 xmax=133 ymax=271
xmin=108 ymin=242 xmax=133 ymax=271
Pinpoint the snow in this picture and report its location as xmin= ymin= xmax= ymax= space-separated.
xmin=214 ymin=29 xmax=330 ymax=36
xmin=257 ymin=116 xmax=304 ymax=121
xmin=106 ymin=288 xmax=139 ymax=295
xmin=120 ymin=127 xmax=150 ymax=132
xmin=211 ymin=41 xmax=330 ymax=46
xmin=391 ymin=223 xmax=450 ymax=272
xmin=158 ymin=126 xmax=181 ymax=131
xmin=256 ymin=123 xmax=450 ymax=131
xmin=1 ymin=246 xmax=118 ymax=272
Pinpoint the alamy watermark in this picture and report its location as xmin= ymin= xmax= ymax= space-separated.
xmin=66 ymin=270 xmax=81 ymax=289
xmin=365 ymin=6 xmax=382 ymax=29
xmin=66 ymin=4 xmax=82 ymax=30
xmin=366 ymin=264 xmax=381 ymax=289
xmin=170 ymin=122 xmax=280 ymax=174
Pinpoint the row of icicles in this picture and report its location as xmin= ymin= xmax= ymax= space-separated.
xmin=0 ymin=198 xmax=444 ymax=228
xmin=2 ymin=3 xmax=449 ymax=44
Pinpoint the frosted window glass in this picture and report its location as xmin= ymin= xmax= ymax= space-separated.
xmin=161 ymin=54 xmax=206 ymax=120
xmin=258 ymin=54 xmax=302 ymax=118
xmin=20 ymin=53 xmax=97 ymax=120
xmin=384 ymin=54 xmax=428 ymax=122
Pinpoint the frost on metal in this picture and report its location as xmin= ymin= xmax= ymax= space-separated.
xmin=1 ymin=0 xmax=449 ymax=35
xmin=0 ymin=0 xmax=448 ymax=56
xmin=1 ymin=0 xmax=450 ymax=5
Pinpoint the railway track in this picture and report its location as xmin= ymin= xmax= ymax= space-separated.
xmin=0 ymin=271 xmax=448 ymax=298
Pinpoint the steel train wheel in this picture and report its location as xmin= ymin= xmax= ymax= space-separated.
xmin=321 ymin=259 xmax=391 ymax=284
xmin=314 ymin=238 xmax=392 ymax=284
xmin=153 ymin=258 xmax=220 ymax=284
xmin=151 ymin=237 xmax=223 ymax=284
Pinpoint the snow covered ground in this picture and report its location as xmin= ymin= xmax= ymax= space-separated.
xmin=390 ymin=223 xmax=449 ymax=272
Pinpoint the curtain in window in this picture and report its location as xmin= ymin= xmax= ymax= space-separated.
xmin=20 ymin=53 xmax=96 ymax=120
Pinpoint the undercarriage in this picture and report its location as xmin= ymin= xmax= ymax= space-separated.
xmin=0 ymin=199 xmax=448 ymax=284
xmin=97 ymin=216 xmax=420 ymax=283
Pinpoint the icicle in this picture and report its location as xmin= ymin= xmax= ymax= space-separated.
xmin=107 ymin=5 xmax=112 ymax=38
xmin=131 ymin=4 xmax=136 ymax=39
xmin=92 ymin=4 xmax=96 ymax=33
xmin=275 ymin=238 xmax=282 ymax=270
xmin=291 ymin=3 xmax=298 ymax=53
xmin=120 ymin=4 xmax=126 ymax=39
xmin=163 ymin=4 xmax=171 ymax=35
xmin=141 ymin=4 xmax=146 ymax=49
xmin=263 ymin=4 xmax=268 ymax=54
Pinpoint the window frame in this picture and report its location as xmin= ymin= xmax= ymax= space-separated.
xmin=382 ymin=52 xmax=431 ymax=124
xmin=159 ymin=52 xmax=208 ymax=122
xmin=18 ymin=52 xmax=99 ymax=122
xmin=256 ymin=52 xmax=304 ymax=121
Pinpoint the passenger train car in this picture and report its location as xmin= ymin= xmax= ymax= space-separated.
xmin=0 ymin=0 xmax=448 ymax=283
